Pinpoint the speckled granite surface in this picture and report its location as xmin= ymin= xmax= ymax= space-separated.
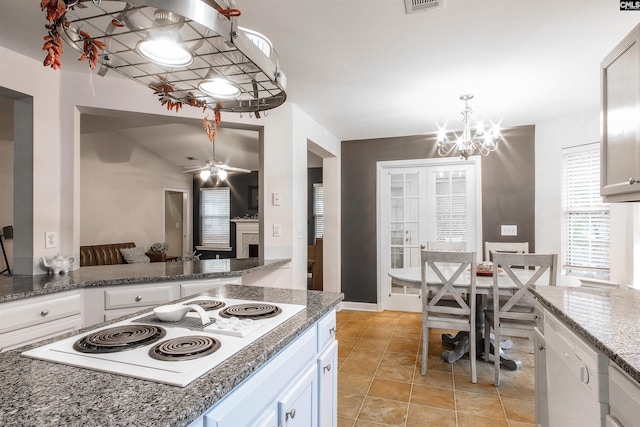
xmin=0 ymin=258 xmax=290 ymax=302
xmin=530 ymin=284 xmax=640 ymax=383
xmin=0 ymin=284 xmax=343 ymax=427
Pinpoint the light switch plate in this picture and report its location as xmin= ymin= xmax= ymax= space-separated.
xmin=273 ymin=224 xmax=282 ymax=237
xmin=272 ymin=192 xmax=281 ymax=206
xmin=501 ymin=225 xmax=518 ymax=236
xmin=45 ymin=231 xmax=58 ymax=248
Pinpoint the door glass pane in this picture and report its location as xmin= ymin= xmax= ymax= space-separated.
xmin=406 ymin=198 xmax=420 ymax=222
xmin=390 ymin=174 xmax=404 ymax=197
xmin=390 ymin=222 xmax=404 ymax=245
xmin=391 ymin=198 xmax=404 ymax=221
xmin=408 ymin=246 xmax=420 ymax=267
xmin=405 ymin=173 xmax=419 ymax=197
xmin=391 ymin=247 xmax=404 ymax=268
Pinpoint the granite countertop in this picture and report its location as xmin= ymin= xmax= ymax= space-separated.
xmin=0 ymin=284 xmax=343 ymax=427
xmin=0 ymin=258 xmax=290 ymax=302
xmin=530 ymin=284 xmax=640 ymax=383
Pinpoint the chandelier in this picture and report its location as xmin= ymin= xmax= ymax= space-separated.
xmin=436 ymin=95 xmax=502 ymax=160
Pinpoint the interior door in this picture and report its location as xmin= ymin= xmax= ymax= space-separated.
xmin=380 ymin=167 xmax=427 ymax=312
xmin=378 ymin=158 xmax=481 ymax=312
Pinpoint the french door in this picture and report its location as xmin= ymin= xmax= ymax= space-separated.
xmin=378 ymin=158 xmax=481 ymax=312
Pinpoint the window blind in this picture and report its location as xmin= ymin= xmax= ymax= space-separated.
xmin=200 ymin=187 xmax=230 ymax=246
xmin=434 ymin=170 xmax=467 ymax=242
xmin=313 ymin=184 xmax=324 ymax=239
xmin=562 ymin=144 xmax=610 ymax=279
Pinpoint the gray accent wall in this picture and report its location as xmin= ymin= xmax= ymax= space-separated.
xmin=341 ymin=125 xmax=535 ymax=304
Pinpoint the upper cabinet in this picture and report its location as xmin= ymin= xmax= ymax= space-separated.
xmin=601 ymin=23 xmax=640 ymax=202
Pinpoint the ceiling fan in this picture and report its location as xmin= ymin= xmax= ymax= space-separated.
xmin=183 ymin=139 xmax=251 ymax=182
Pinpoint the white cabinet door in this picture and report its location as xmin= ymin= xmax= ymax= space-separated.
xmin=601 ymin=23 xmax=640 ymax=202
xmin=278 ymin=365 xmax=317 ymax=427
xmin=253 ymin=409 xmax=277 ymax=427
xmin=317 ymin=340 xmax=338 ymax=427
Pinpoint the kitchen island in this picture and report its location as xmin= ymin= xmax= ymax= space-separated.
xmin=530 ymin=284 xmax=640 ymax=426
xmin=0 ymin=258 xmax=290 ymax=302
xmin=0 ymin=284 xmax=343 ymax=427
xmin=530 ymin=284 xmax=640 ymax=383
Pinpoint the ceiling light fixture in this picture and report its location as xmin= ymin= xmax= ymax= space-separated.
xmin=436 ymin=94 xmax=502 ymax=160
xmin=198 ymin=72 xmax=241 ymax=99
xmin=45 ymin=0 xmax=287 ymax=114
xmin=136 ymin=35 xmax=193 ymax=67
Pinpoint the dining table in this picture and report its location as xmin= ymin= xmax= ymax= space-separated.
xmin=388 ymin=266 xmax=536 ymax=370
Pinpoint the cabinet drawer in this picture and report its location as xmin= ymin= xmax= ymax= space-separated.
xmin=104 ymin=285 xmax=176 ymax=310
xmin=0 ymin=314 xmax=82 ymax=352
xmin=0 ymin=292 xmax=82 ymax=334
xmin=317 ymin=310 xmax=336 ymax=352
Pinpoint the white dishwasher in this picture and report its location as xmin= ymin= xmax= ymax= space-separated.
xmin=544 ymin=312 xmax=609 ymax=427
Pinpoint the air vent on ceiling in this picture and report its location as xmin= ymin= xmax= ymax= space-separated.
xmin=405 ymin=0 xmax=444 ymax=14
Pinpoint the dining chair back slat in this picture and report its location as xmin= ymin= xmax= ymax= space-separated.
xmin=426 ymin=241 xmax=467 ymax=251
xmin=421 ymin=250 xmax=477 ymax=383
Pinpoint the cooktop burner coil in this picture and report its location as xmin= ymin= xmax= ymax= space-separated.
xmin=188 ymin=299 xmax=226 ymax=311
xmin=219 ymin=303 xmax=282 ymax=319
xmin=149 ymin=336 xmax=221 ymax=361
xmin=73 ymin=325 xmax=167 ymax=354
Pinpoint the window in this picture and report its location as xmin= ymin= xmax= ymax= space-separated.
xmin=562 ymin=143 xmax=610 ymax=280
xmin=313 ymin=184 xmax=324 ymax=239
xmin=200 ymin=187 xmax=230 ymax=247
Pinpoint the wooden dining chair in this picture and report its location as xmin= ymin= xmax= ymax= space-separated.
xmin=483 ymin=252 xmax=557 ymax=386
xmin=421 ymin=249 xmax=477 ymax=383
xmin=485 ymin=241 xmax=530 ymax=270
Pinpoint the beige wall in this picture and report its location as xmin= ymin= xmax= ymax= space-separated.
xmin=80 ymin=131 xmax=192 ymax=250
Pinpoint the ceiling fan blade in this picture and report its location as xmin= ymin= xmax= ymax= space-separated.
xmin=182 ymin=166 xmax=207 ymax=173
xmin=218 ymin=164 xmax=251 ymax=173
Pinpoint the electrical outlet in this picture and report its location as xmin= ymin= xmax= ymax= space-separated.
xmin=501 ymin=225 xmax=518 ymax=236
xmin=272 ymin=192 xmax=281 ymax=206
xmin=273 ymin=224 xmax=282 ymax=237
xmin=45 ymin=231 xmax=58 ymax=249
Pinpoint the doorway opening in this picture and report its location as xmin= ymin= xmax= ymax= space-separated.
xmin=164 ymin=189 xmax=189 ymax=258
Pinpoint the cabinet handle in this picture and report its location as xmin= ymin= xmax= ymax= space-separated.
xmin=323 ymin=363 xmax=332 ymax=373
xmin=41 ymin=309 xmax=49 ymax=316
xmin=285 ymin=408 xmax=296 ymax=421
xmin=630 ymin=178 xmax=640 ymax=185
xmin=135 ymin=295 xmax=142 ymax=302
xmin=329 ymin=326 xmax=336 ymax=336
xmin=538 ymin=344 xmax=545 ymax=351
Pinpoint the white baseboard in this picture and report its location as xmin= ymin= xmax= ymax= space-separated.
xmin=338 ymin=301 xmax=379 ymax=312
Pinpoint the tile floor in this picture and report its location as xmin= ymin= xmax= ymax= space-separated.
xmin=336 ymin=309 xmax=536 ymax=427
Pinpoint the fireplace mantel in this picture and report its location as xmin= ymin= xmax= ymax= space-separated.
xmin=231 ymin=219 xmax=259 ymax=259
